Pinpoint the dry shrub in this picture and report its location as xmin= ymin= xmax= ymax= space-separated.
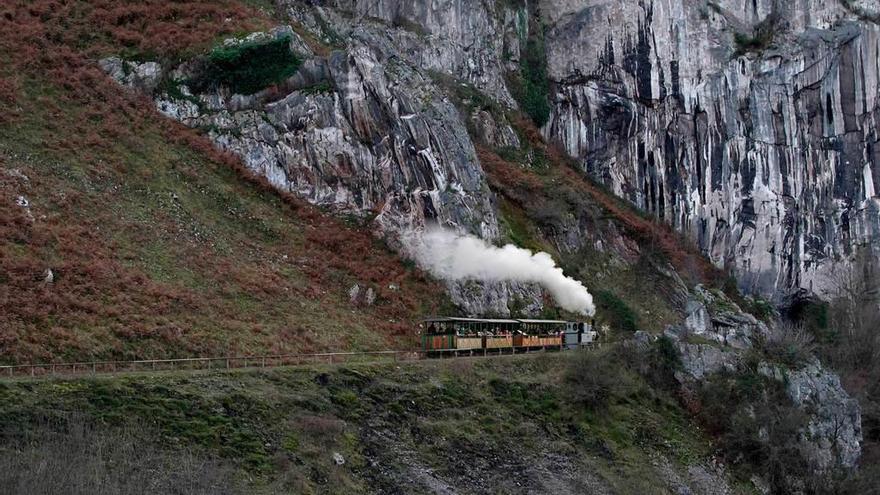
xmin=564 ymin=349 xmax=617 ymax=409
xmin=762 ymin=322 xmax=816 ymax=367
xmin=296 ymin=415 xmax=346 ymax=438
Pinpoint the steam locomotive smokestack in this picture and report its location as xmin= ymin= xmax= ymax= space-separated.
xmin=406 ymin=227 xmax=596 ymax=316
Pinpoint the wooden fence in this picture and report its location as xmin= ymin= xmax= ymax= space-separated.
xmin=0 ymin=344 xmax=597 ymax=380
xmin=0 ymin=350 xmax=425 ymax=379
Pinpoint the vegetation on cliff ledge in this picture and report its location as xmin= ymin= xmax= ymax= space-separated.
xmin=193 ymin=34 xmax=301 ymax=95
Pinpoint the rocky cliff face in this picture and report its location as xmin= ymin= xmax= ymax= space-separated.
xmin=100 ymin=1 xmax=880 ymax=304
xmin=156 ymin=26 xmax=501 ymax=241
xmin=541 ymin=0 xmax=880 ymax=300
xmin=102 ymin=6 xmax=544 ymax=317
xmin=667 ymin=287 xmax=863 ymax=475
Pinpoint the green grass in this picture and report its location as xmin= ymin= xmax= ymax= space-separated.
xmin=594 ymin=289 xmax=640 ymax=334
xmin=498 ymin=198 xmax=548 ymax=253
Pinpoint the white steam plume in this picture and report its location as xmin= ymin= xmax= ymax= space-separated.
xmin=407 ymin=227 xmax=595 ymax=316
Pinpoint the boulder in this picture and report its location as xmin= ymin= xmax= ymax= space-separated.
xmin=676 ymin=342 xmax=740 ymax=381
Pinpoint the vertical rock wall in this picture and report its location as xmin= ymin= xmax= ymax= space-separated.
xmin=541 ymin=0 xmax=880 ymax=300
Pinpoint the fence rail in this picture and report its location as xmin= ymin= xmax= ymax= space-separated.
xmin=0 ymin=344 xmax=598 ymax=380
xmin=0 ymin=350 xmax=425 ymax=379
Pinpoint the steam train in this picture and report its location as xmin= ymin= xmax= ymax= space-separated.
xmin=421 ymin=317 xmax=597 ymax=356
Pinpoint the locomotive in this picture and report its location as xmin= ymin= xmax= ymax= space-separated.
xmin=420 ymin=317 xmax=597 ymax=356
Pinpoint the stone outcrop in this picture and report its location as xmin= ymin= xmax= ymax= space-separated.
xmin=98 ymin=57 xmax=162 ymax=93
xmin=671 ymin=285 xmax=769 ymax=349
xmin=674 ymin=342 xmax=741 ymax=381
xmin=667 ymin=285 xmax=862 ymax=475
xmin=163 ymin=31 xmax=500 ymax=240
xmin=760 ymin=360 xmax=863 ymax=470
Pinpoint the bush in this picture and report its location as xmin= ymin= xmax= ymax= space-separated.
xmin=696 ymin=370 xmax=811 ymax=493
xmin=511 ymin=35 xmax=551 ymax=127
xmin=594 ymin=290 xmax=639 ymax=334
xmin=761 ymin=323 xmax=816 ymax=368
xmin=565 ymin=350 xmax=618 ymax=409
xmin=194 ymin=35 xmax=300 ymax=95
xmin=646 ymin=336 xmax=681 ymax=389
xmin=742 ymin=296 xmax=775 ymax=321
xmin=734 ymin=12 xmax=781 ymax=56
xmin=529 ymin=197 xmax=569 ymax=232
xmin=788 ymin=298 xmax=829 ymax=333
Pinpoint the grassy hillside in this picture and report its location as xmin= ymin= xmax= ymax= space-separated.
xmin=0 ymin=351 xmax=752 ymax=494
xmin=0 ymin=0 xmax=447 ymax=364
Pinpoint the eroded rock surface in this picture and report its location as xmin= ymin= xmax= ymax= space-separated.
xmin=102 ymin=0 xmax=880 ymax=307
xmin=540 ymin=0 xmax=880 ymax=300
xmin=760 ymin=360 xmax=863 ymax=470
xmin=668 ymin=285 xmax=862 ymax=475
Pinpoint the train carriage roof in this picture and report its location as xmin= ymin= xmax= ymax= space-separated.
xmin=516 ymin=319 xmax=568 ymax=324
xmin=423 ymin=317 xmax=569 ymax=325
xmin=423 ymin=317 xmax=521 ymax=324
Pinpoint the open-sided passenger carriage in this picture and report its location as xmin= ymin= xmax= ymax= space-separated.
xmin=421 ymin=317 xmax=596 ymax=356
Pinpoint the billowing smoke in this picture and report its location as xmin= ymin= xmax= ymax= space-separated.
xmin=406 ymin=227 xmax=595 ymax=316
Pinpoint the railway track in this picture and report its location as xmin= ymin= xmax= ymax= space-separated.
xmin=0 ymin=345 xmax=591 ymax=380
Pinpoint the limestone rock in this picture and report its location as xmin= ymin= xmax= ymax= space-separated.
xmin=683 ymin=299 xmax=711 ymax=336
xmin=447 ymin=279 xmax=544 ymax=318
xmin=348 ymin=284 xmax=361 ymax=304
xmin=540 ymin=1 xmax=880 ymax=301
xmin=675 ymin=342 xmax=740 ymax=381
xmin=470 ymin=109 xmax=520 ymax=149
xmin=679 ymin=285 xmax=769 ymax=349
xmin=760 ymin=361 xmax=863 ymax=470
xmin=99 ymin=58 xmax=162 ymax=93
